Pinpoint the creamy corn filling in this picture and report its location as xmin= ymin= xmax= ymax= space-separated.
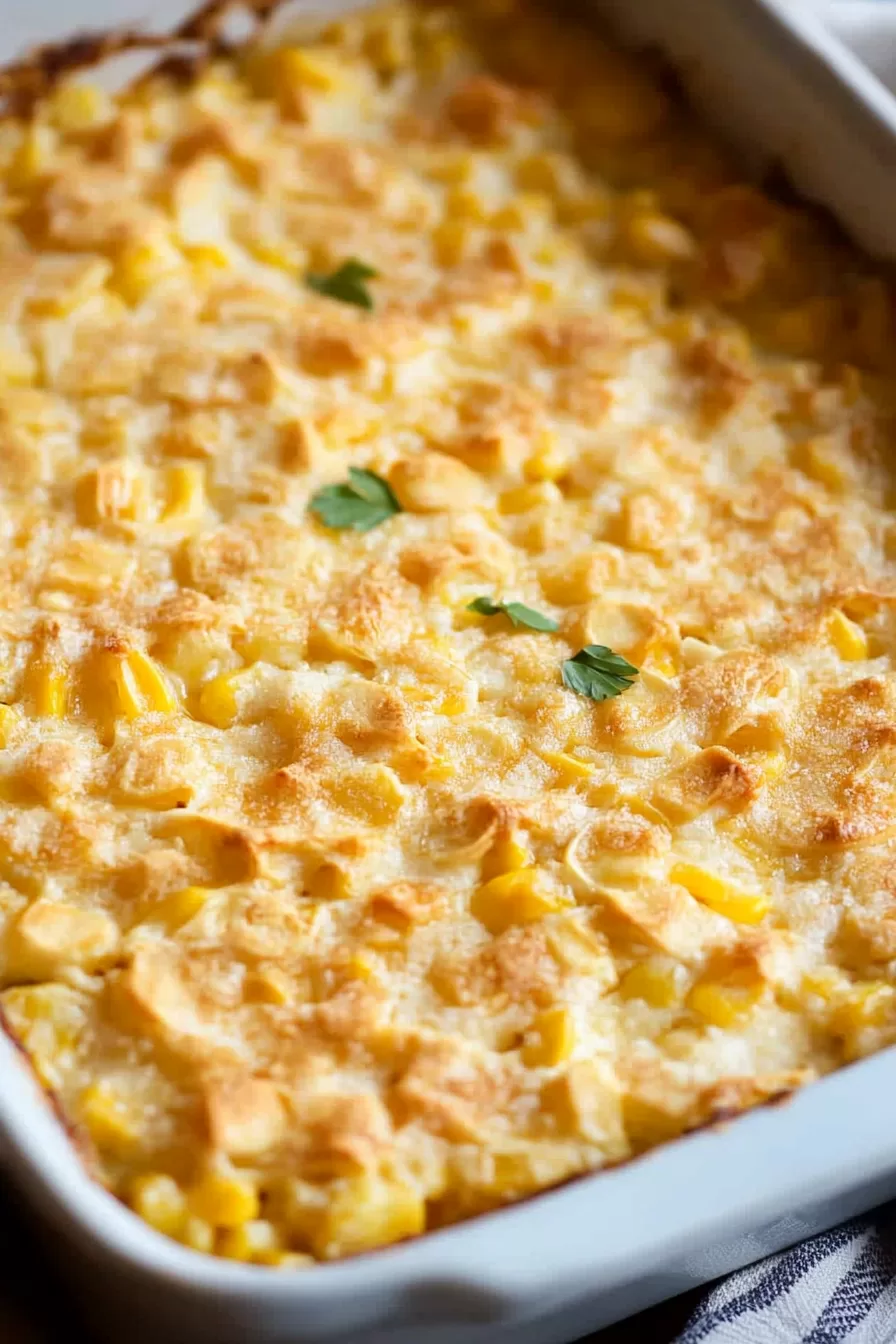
xmin=2 ymin=0 xmax=896 ymax=1266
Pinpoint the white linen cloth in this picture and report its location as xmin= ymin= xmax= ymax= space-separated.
xmin=672 ymin=1212 xmax=896 ymax=1341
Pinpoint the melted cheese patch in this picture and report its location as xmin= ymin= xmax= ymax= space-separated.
xmin=1 ymin=0 xmax=896 ymax=1265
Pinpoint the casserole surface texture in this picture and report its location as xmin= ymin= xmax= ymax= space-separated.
xmin=3 ymin=0 xmax=896 ymax=1270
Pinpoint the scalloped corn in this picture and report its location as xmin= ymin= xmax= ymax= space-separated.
xmin=2 ymin=0 xmax=896 ymax=1268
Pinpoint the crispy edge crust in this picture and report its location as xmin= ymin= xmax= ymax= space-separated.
xmin=0 ymin=0 xmax=293 ymax=115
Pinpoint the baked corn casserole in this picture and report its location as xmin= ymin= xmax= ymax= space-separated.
xmin=2 ymin=0 xmax=896 ymax=1268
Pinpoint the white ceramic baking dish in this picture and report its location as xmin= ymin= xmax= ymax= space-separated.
xmin=3 ymin=3 xmax=896 ymax=1340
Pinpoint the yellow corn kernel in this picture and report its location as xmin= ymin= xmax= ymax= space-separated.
xmin=444 ymin=184 xmax=491 ymax=223
xmin=638 ymin=634 xmax=679 ymax=678
xmin=138 ymin=886 xmax=209 ymax=932
xmin=305 ymin=860 xmax=350 ymax=902
xmin=539 ymin=552 xmax=601 ymax=605
xmin=526 ymin=278 xmax=557 ymax=314
xmin=558 ymin=191 xmax=612 ymax=226
xmin=540 ymin=750 xmax=596 ymax=785
xmin=111 ymin=649 xmax=178 ymax=718
xmin=515 ymin=150 xmax=580 ymax=198
xmin=196 ymin=672 xmax=239 ymax=728
xmin=611 ymin=278 xmax=663 ymax=318
xmin=343 ymin=951 xmax=381 ymax=985
xmin=0 ymin=345 xmax=37 ymax=386
xmin=424 ymin=151 xmax=474 ymax=186
xmin=24 ymin=658 xmax=67 ymax=719
xmin=238 ymin=624 xmax=306 ymax=671
xmin=183 ymin=244 xmax=231 ymax=285
xmin=434 ymin=218 xmax=477 ymax=268
xmin=623 ymin=212 xmax=696 ymax=265
xmin=181 ymin=1217 xmax=215 ymax=1254
xmin=498 ymin=483 xmax=560 ymax=515
xmin=643 ymin=652 xmax=676 ymax=678
xmin=363 ymin=13 xmax=413 ymax=76
xmin=0 ymin=703 xmax=18 ymax=746
xmin=162 ymin=464 xmax=206 ymax=523
xmin=524 ymin=443 xmax=569 ymax=483
xmin=246 ymin=236 xmax=300 ymax=271
xmin=29 ymin=258 xmax=111 ymax=319
xmin=273 ymin=46 xmax=348 ymax=93
xmin=483 ymin=1147 xmax=569 ymax=1199
xmin=190 ymin=65 xmax=245 ymax=110
xmin=522 ymin=1006 xmax=575 ymax=1067
xmin=619 ymin=961 xmax=682 ymax=1008
xmin=244 ymin=967 xmax=293 ymax=1006
xmin=79 ymin=407 xmax=132 ymax=456
xmin=545 ymin=920 xmax=617 ymax=987
xmin=420 ymin=636 xmax=459 ymax=668
xmin=481 ymin=830 xmax=532 ymax=881
xmin=540 ymin=1058 xmax=624 ymax=1146
xmin=391 ymin=744 xmax=453 ymax=784
xmin=156 ymin=629 xmax=237 ymax=693
xmin=130 ymin=1173 xmax=187 ymax=1238
xmin=0 ymin=984 xmax=84 ymax=1089
xmin=49 ymin=82 xmax=112 ymax=132
xmin=471 ymin=868 xmax=566 ymax=935
xmin=8 ymin=123 xmax=56 ymax=188
xmin=218 ymin=1219 xmax=280 ymax=1262
xmin=803 ymin=968 xmax=848 ymax=1001
xmin=434 ymin=693 xmax=466 ymax=718
xmin=326 ymin=767 xmax=406 ymax=826
xmin=757 ymin=750 xmax=787 ymax=783
xmin=113 ymin=238 xmax=182 ymax=304
xmin=76 ymin=462 xmax=147 ymax=525
xmin=491 ymin=193 xmax=552 ymax=233
xmin=453 ymin=599 xmax=491 ymax=631
xmin=189 ymin=1171 xmax=259 ymax=1229
xmin=724 ymin=716 xmax=784 ymax=756
xmin=614 ymin=795 xmax=669 ymax=826
xmin=311 ymin=1173 xmax=425 ymax=1260
xmin=622 ymin=1089 xmax=690 ymax=1148
xmin=831 ymin=981 xmax=896 ymax=1034
xmin=425 ymin=754 xmax=456 ymax=782
xmin=182 ymin=243 xmax=230 ymax=270
xmin=670 ymin=863 xmax=770 ymax=926
xmin=689 ymin=973 xmax=764 ymax=1028
xmin=80 ymin=1083 xmax=138 ymax=1152
xmin=794 ymin=436 xmax=852 ymax=493
xmin=826 ymin=608 xmax=868 ymax=661
xmin=258 ymin=1250 xmax=314 ymax=1269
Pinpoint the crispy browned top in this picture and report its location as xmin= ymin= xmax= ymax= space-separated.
xmin=1 ymin=0 xmax=896 ymax=1267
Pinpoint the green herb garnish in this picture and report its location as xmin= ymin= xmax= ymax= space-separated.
xmin=467 ymin=596 xmax=559 ymax=632
xmin=306 ymin=258 xmax=378 ymax=310
xmin=561 ymin=645 xmax=639 ymax=701
xmin=309 ymin=467 xmax=402 ymax=532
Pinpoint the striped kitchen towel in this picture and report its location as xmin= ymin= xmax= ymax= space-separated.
xmin=674 ymin=1208 xmax=896 ymax=1344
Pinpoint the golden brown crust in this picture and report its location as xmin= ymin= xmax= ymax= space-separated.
xmin=2 ymin=0 xmax=896 ymax=1270
xmin=0 ymin=0 xmax=288 ymax=114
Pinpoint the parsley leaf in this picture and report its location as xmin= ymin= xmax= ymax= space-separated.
xmin=467 ymin=596 xmax=559 ymax=632
xmin=306 ymin=258 xmax=378 ymax=310
xmin=562 ymin=645 xmax=639 ymax=701
xmin=309 ymin=467 xmax=402 ymax=532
